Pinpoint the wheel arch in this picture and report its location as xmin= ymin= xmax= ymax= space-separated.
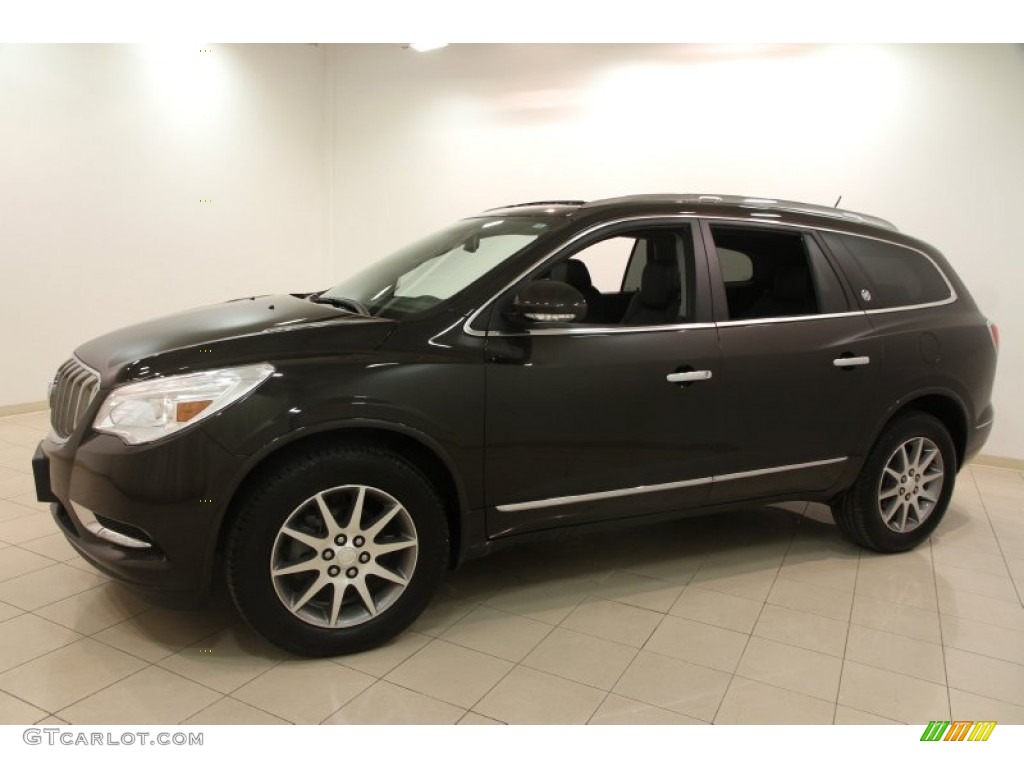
xmin=214 ymin=422 xmax=467 ymax=569
xmin=873 ymin=391 xmax=969 ymax=470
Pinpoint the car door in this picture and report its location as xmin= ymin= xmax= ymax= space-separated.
xmin=701 ymin=220 xmax=882 ymax=503
xmin=482 ymin=220 xmax=721 ymax=539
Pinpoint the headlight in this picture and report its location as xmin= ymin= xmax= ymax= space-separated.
xmin=93 ymin=363 xmax=275 ymax=445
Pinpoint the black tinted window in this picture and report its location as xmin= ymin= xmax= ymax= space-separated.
xmin=823 ymin=233 xmax=951 ymax=309
xmin=710 ymin=226 xmax=822 ymax=320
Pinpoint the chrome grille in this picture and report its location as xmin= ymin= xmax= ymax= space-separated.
xmin=49 ymin=358 xmax=101 ymax=439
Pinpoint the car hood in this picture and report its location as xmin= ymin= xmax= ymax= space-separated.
xmin=75 ymin=294 xmax=393 ymax=381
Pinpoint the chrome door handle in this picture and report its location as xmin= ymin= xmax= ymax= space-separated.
xmin=833 ymin=356 xmax=871 ymax=368
xmin=667 ymin=370 xmax=713 ymax=383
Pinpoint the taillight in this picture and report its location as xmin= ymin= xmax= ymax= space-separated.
xmin=987 ymin=319 xmax=999 ymax=351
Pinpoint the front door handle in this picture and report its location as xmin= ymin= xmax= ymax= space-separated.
xmin=833 ymin=356 xmax=871 ymax=368
xmin=667 ymin=370 xmax=713 ymax=384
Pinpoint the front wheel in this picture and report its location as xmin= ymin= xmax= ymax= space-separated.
xmin=226 ymin=445 xmax=449 ymax=657
xmin=832 ymin=412 xmax=956 ymax=552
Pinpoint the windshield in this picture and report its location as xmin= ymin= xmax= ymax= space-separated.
xmin=320 ymin=216 xmax=556 ymax=318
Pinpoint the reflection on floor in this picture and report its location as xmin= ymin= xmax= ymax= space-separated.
xmin=1 ymin=410 xmax=1022 ymax=725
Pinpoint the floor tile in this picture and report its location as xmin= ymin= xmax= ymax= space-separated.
xmin=838 ymin=660 xmax=950 ymax=723
xmin=0 ymin=499 xmax=41 ymax=524
xmin=934 ymin=564 xmax=1020 ymax=603
xmin=439 ymin=605 xmax=551 ymax=662
xmin=474 ymin=666 xmax=606 ymax=725
xmin=385 ymin=639 xmax=512 ymax=709
xmin=483 ymin=577 xmax=594 ymax=625
xmin=59 ymin=666 xmax=221 ymax=724
xmin=522 ymin=627 xmax=636 ymax=690
xmin=644 ymin=615 xmax=748 ymax=673
xmin=937 ymin=585 xmax=1024 ymax=632
xmin=0 ymin=613 xmax=81 ymax=673
xmin=158 ymin=625 xmax=291 ymax=694
xmin=767 ymin=577 xmax=853 ymax=622
xmin=932 ymin=542 xmax=1014 ymax=577
xmin=0 ymin=514 xmax=56 ymax=544
xmin=714 ymin=677 xmax=834 ymax=724
xmin=0 ymin=546 xmax=55 ymax=582
xmin=0 ymin=562 xmax=107 ymax=610
xmin=850 ymin=594 xmax=941 ymax=643
xmin=588 ymin=693 xmax=705 ymax=724
xmin=833 ymin=705 xmax=901 ymax=724
xmin=34 ymin=583 xmax=150 ymax=635
xmin=334 ymin=631 xmax=431 ymax=678
xmin=324 ymin=680 xmax=465 ymax=724
xmin=182 ymin=696 xmax=290 ymax=725
xmin=940 ymin=614 xmax=1024 ymax=666
xmin=458 ymin=712 xmax=505 ymax=725
xmin=753 ymin=604 xmax=848 ymax=657
xmin=844 ymin=624 xmax=945 ymax=684
xmin=0 ymin=474 xmax=35 ymax=500
xmin=612 ymin=650 xmax=731 ymax=721
xmin=0 ymin=637 xmax=147 ymax=711
xmin=407 ymin=597 xmax=477 ymax=637
xmin=618 ymin=552 xmax=702 ymax=586
xmin=689 ymin=564 xmax=777 ymax=602
xmin=588 ymin=571 xmax=684 ymax=612
xmin=0 ymin=601 xmax=20 ymax=623
xmin=778 ymin=545 xmax=859 ymax=592
xmin=560 ymin=599 xmax=663 ymax=648
xmin=0 ymin=690 xmax=47 ymax=724
xmin=944 ymin=647 xmax=1024 ymax=707
xmin=854 ymin=567 xmax=937 ymax=611
xmin=948 ymin=687 xmax=1024 ymax=725
xmin=18 ymin=533 xmax=80 ymax=562
xmin=668 ymin=585 xmax=763 ymax=634
xmin=735 ymin=636 xmax=841 ymax=702
xmin=93 ymin=608 xmax=227 ymax=663
xmin=233 ymin=659 xmax=375 ymax=723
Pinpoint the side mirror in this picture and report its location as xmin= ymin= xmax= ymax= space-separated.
xmin=511 ymin=280 xmax=587 ymax=323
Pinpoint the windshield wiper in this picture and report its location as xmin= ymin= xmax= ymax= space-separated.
xmin=309 ymin=293 xmax=371 ymax=317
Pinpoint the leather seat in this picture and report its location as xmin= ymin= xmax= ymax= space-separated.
xmin=621 ymin=237 xmax=681 ymax=325
xmin=744 ymin=263 xmax=817 ymax=318
xmin=550 ymin=258 xmax=602 ymax=321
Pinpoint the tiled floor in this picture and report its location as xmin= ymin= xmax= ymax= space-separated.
xmin=1 ymin=410 xmax=1023 ymax=725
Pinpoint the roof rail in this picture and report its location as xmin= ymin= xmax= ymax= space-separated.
xmin=486 ymin=200 xmax=586 ymax=211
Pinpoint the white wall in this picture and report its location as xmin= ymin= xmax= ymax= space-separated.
xmin=328 ymin=44 xmax=1024 ymax=459
xmin=3 ymin=44 xmax=1023 ymax=460
xmin=0 ymin=44 xmax=330 ymax=405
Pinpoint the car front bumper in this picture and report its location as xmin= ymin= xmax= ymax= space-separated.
xmin=33 ymin=425 xmax=246 ymax=607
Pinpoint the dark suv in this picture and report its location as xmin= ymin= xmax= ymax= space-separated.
xmin=33 ymin=194 xmax=998 ymax=656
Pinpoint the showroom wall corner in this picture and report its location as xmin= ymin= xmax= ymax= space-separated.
xmin=0 ymin=44 xmax=332 ymax=407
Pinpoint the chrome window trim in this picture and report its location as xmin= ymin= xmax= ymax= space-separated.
xmin=462 ymin=213 xmax=958 ymax=339
xmin=463 ymin=214 xmax=701 ymax=339
xmin=496 ymin=457 xmax=848 ymax=513
xmin=487 ymin=322 xmax=717 ymax=339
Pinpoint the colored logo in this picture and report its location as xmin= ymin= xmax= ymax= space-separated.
xmin=920 ymin=721 xmax=997 ymax=742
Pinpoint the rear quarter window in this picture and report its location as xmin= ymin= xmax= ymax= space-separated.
xmin=822 ymin=233 xmax=952 ymax=309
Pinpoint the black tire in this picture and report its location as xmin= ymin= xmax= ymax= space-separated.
xmin=226 ymin=445 xmax=448 ymax=657
xmin=832 ymin=412 xmax=956 ymax=553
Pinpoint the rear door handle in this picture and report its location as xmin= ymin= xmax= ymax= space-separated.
xmin=667 ymin=370 xmax=713 ymax=383
xmin=833 ymin=356 xmax=871 ymax=368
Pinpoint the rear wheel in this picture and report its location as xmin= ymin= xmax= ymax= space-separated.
xmin=833 ymin=412 xmax=955 ymax=552
xmin=226 ymin=445 xmax=448 ymax=657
